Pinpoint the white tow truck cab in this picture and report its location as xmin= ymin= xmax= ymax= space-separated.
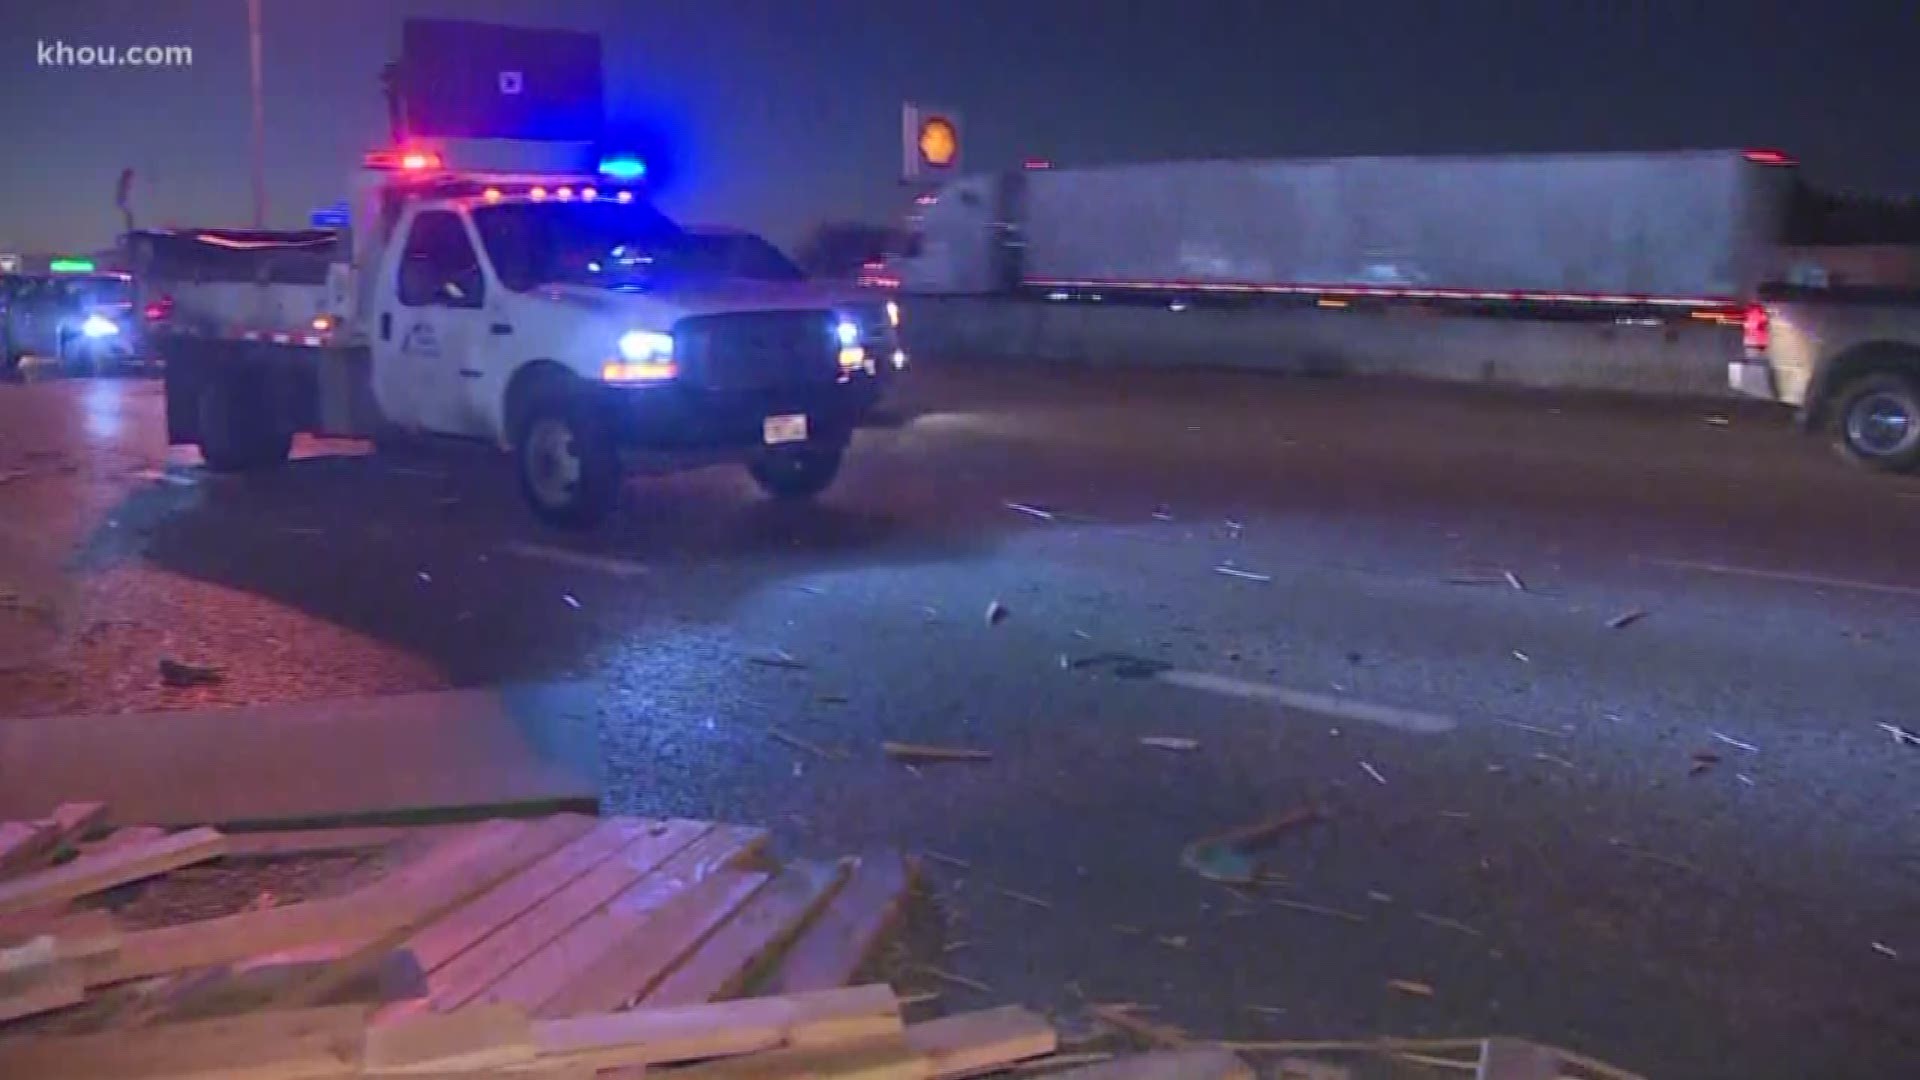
xmin=138 ymin=141 xmax=903 ymax=527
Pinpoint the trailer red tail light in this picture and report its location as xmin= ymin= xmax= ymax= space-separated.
xmin=1743 ymin=148 xmax=1796 ymax=166
xmin=1742 ymin=303 xmax=1770 ymax=352
xmin=143 ymin=296 xmax=173 ymax=322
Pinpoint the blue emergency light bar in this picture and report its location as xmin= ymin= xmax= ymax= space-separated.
xmin=597 ymin=155 xmax=647 ymax=181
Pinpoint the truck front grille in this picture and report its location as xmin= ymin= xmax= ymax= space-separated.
xmin=674 ymin=311 xmax=837 ymax=392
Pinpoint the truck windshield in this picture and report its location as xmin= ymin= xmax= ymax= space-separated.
xmin=472 ymin=201 xmax=685 ymax=292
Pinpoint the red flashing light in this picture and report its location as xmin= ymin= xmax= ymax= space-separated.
xmin=1743 ymin=148 xmax=1795 ymax=166
xmin=364 ymin=148 xmax=443 ymax=171
xmin=1742 ymin=303 xmax=1770 ymax=351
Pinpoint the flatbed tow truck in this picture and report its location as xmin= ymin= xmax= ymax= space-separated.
xmin=133 ymin=142 xmax=903 ymax=527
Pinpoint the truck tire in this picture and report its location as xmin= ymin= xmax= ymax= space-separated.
xmin=1829 ymin=371 xmax=1920 ymax=473
xmin=197 ymin=375 xmax=292 ymax=472
xmin=516 ymin=392 xmax=621 ymax=529
xmin=748 ymin=444 xmax=844 ymax=500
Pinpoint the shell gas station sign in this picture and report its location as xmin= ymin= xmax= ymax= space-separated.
xmin=902 ymin=103 xmax=960 ymax=181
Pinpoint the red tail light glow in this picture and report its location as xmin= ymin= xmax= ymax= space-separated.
xmin=143 ymin=296 xmax=173 ymax=322
xmin=1743 ymin=148 xmax=1796 ymax=166
xmin=1742 ymin=304 xmax=1770 ymax=351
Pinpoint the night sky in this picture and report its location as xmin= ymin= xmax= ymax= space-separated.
xmin=2 ymin=0 xmax=1916 ymax=256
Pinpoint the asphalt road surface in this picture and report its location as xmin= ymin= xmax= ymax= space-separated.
xmin=3 ymin=361 xmax=1917 ymax=1078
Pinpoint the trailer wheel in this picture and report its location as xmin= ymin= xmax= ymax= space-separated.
xmin=197 ymin=374 xmax=291 ymax=472
xmin=1830 ymin=371 xmax=1920 ymax=473
xmin=748 ymin=443 xmax=845 ymax=500
xmin=516 ymin=392 xmax=621 ymax=529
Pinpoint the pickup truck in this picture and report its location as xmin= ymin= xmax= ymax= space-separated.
xmin=134 ymin=150 xmax=904 ymax=528
xmin=1730 ymin=287 xmax=1920 ymax=472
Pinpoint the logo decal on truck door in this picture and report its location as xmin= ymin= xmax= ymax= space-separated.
xmin=401 ymin=321 xmax=440 ymax=359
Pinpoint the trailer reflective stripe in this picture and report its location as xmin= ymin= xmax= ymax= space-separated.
xmin=1024 ymin=278 xmax=1737 ymax=309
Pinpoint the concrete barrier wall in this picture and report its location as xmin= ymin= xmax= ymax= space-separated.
xmin=899 ymin=297 xmax=1738 ymax=397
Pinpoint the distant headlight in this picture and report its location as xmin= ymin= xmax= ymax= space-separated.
xmin=885 ymin=300 xmax=900 ymax=327
xmin=81 ymin=314 xmax=120 ymax=338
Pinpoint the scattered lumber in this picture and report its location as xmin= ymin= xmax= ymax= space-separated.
xmin=0 ymin=803 xmax=109 ymax=880
xmin=533 ymin=985 xmax=901 ymax=1070
xmin=0 ymin=826 xmax=225 ymax=917
xmin=904 ymin=1005 xmax=1058 ymax=1077
xmin=762 ymin=853 xmax=917 ymax=994
xmin=1043 ymin=1048 xmax=1256 ymax=1079
xmin=639 ymin=858 xmax=852 ymax=1008
xmin=882 ymin=743 xmax=993 ymax=763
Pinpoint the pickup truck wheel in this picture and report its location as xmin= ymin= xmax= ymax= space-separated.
xmin=517 ymin=396 xmax=620 ymax=529
xmin=198 ymin=376 xmax=292 ymax=472
xmin=1831 ymin=372 xmax=1920 ymax=473
xmin=749 ymin=444 xmax=844 ymax=500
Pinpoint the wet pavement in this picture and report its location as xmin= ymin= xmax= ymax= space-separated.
xmin=2 ymin=361 xmax=1918 ymax=1077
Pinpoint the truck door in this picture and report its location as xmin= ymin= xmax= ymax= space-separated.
xmin=378 ymin=210 xmax=490 ymax=437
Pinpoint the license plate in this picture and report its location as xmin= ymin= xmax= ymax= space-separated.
xmin=763 ymin=414 xmax=808 ymax=444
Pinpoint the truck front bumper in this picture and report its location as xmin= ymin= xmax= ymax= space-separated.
xmin=602 ymin=375 xmax=880 ymax=455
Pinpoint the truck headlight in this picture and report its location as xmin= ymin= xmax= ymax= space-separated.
xmin=81 ymin=314 xmax=120 ymax=338
xmin=605 ymin=329 xmax=676 ymax=382
xmin=834 ymin=320 xmax=860 ymax=347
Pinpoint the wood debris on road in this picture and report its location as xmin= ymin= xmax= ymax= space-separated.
xmin=1179 ymin=806 xmax=1325 ymax=885
xmin=768 ymin=727 xmax=842 ymax=761
xmin=1269 ymin=898 xmax=1367 ymax=924
xmin=883 ymin=742 xmax=994 ymax=764
xmin=1385 ymin=978 xmax=1435 ymax=998
xmin=1139 ymin=736 xmax=1199 ymax=752
xmin=1710 ymin=731 xmax=1759 ymax=753
xmin=1004 ymin=501 xmax=1056 ymax=521
xmin=1359 ymin=761 xmax=1387 ymax=785
xmin=986 ymin=600 xmax=1009 ymax=625
xmin=1213 ymin=566 xmax=1272 ymax=583
xmin=157 ymin=657 xmax=222 ymax=688
xmin=1607 ymin=609 xmax=1650 ymax=629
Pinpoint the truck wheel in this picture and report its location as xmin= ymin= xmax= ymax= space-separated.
xmin=517 ymin=394 xmax=621 ymax=529
xmin=198 ymin=376 xmax=292 ymax=472
xmin=1830 ymin=372 xmax=1920 ymax=473
xmin=749 ymin=444 xmax=844 ymax=500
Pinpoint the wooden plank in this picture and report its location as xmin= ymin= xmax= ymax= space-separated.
xmin=418 ymin=819 xmax=714 ymax=1013
xmin=531 ymin=827 xmax=774 ymax=1018
xmin=641 ymin=859 xmax=852 ymax=1008
xmin=363 ymin=1003 xmax=535 ymax=1074
xmin=149 ymin=948 xmax=425 ymax=1023
xmin=0 ymin=802 xmax=110 ymax=879
xmin=761 ymin=853 xmax=916 ymax=994
xmin=220 ymin=824 xmax=462 ymax=860
xmin=486 ymin=870 xmax=767 ymax=1014
xmin=0 ymin=1002 xmax=371 ymax=1079
xmin=0 ymin=905 xmax=117 ymax=950
xmin=0 ymin=826 xmax=225 ymax=917
xmin=89 ymin=819 xmax=549 ymax=987
xmin=403 ymin=819 xmax=650 ymax=976
xmin=904 ymin=1007 xmax=1057 ymax=1078
xmin=0 ymin=936 xmax=87 ymax=1024
xmin=1043 ymin=1049 xmax=1256 ymax=1080
xmin=268 ymin=815 xmax=599 ymax=1010
xmin=533 ymin=984 xmax=901 ymax=1070
xmin=662 ymin=1034 xmax=930 ymax=1080
xmin=79 ymin=825 xmax=169 ymax=859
